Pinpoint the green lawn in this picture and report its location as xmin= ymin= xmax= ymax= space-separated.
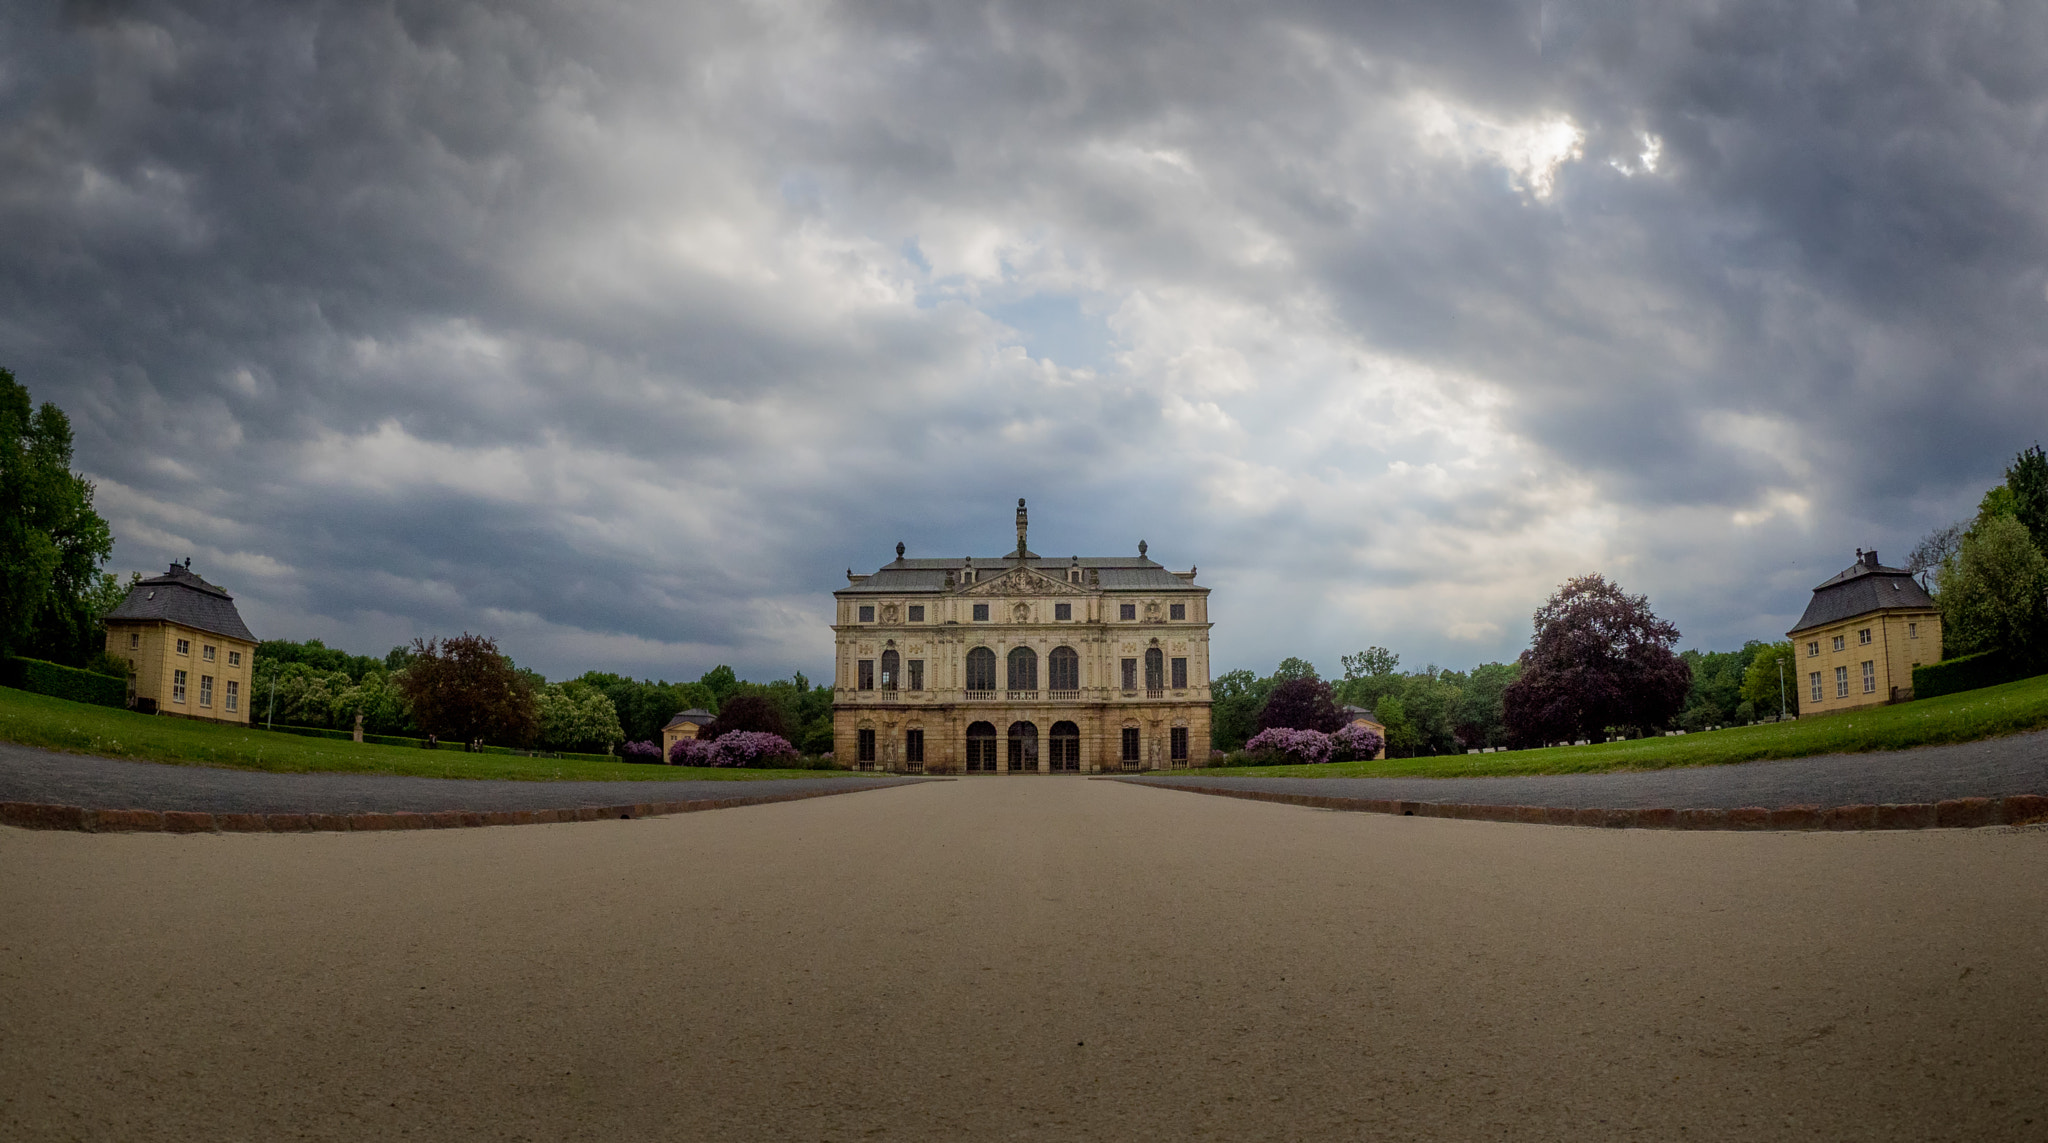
xmin=1206 ymin=671 xmax=2048 ymax=779
xmin=0 ymin=687 xmax=846 ymax=782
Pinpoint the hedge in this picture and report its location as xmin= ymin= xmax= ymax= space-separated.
xmin=0 ymin=657 xmax=127 ymax=709
xmin=1912 ymin=649 xmax=2033 ymax=700
xmin=256 ymin=722 xmax=613 ymax=761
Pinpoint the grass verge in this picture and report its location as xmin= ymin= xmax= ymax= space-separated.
xmin=1202 ymin=671 xmax=2048 ymax=779
xmin=0 ymin=687 xmax=846 ymax=782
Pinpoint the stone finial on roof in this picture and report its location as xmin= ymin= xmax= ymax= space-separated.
xmin=896 ymin=541 xmax=906 ymax=560
xmin=1138 ymin=539 xmax=1148 ymax=558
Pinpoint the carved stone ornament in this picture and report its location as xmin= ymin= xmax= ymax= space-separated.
xmin=858 ymin=643 xmax=875 ymax=655
xmin=882 ymin=604 xmax=899 ymax=623
xmin=1012 ymin=602 xmax=1030 ymax=623
xmin=960 ymin=566 xmax=1090 ymax=596
xmin=1144 ymin=600 xmax=1162 ymax=620
xmin=909 ymin=644 xmax=925 ymax=654
xmin=1121 ymin=643 xmax=1137 ymax=653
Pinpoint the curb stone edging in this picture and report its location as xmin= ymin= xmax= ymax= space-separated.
xmin=1119 ymin=782 xmax=2048 ymax=831
xmin=0 ymin=782 xmax=914 ymax=835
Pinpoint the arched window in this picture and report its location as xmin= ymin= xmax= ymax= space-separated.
xmin=1007 ymin=720 xmax=1038 ymax=771
xmin=880 ymin=649 xmax=900 ymax=692
xmin=1007 ymin=646 xmax=1038 ymax=692
xmin=966 ymin=647 xmax=997 ymax=692
xmin=1048 ymin=646 xmax=1080 ymax=692
xmin=1049 ymin=720 xmax=1080 ymax=771
xmin=1144 ymin=647 xmax=1165 ymax=692
xmin=966 ymin=721 xmax=997 ymax=772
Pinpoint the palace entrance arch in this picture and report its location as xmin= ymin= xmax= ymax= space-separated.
xmin=1049 ymin=721 xmax=1080 ymax=771
xmin=966 ymin=721 xmax=997 ymax=772
xmin=1007 ymin=721 xmax=1039 ymax=772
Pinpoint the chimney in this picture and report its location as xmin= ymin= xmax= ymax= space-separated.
xmin=1864 ymin=550 xmax=1880 ymax=569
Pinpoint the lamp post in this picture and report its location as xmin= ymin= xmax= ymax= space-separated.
xmin=267 ymin=675 xmax=277 ymax=730
xmin=1777 ymin=657 xmax=1788 ymax=722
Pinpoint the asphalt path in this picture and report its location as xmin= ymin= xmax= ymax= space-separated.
xmin=1136 ymin=728 xmax=2048 ymax=809
xmin=0 ymin=740 xmax=919 ymax=814
xmin=3 ymin=777 xmax=2042 ymax=1141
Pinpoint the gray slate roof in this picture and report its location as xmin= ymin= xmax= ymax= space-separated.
xmin=663 ymin=709 xmax=715 ymax=728
xmin=103 ymin=563 xmax=257 ymax=644
xmin=839 ymin=555 xmax=1202 ymax=595
xmin=1790 ymin=558 xmax=1936 ymax=634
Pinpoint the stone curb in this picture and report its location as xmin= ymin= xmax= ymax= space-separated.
xmin=0 ymin=782 xmax=911 ymax=835
xmin=1120 ymin=783 xmax=2048 ymax=831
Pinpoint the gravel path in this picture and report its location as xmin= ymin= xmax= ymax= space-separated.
xmin=1131 ymin=727 xmax=2048 ymax=808
xmin=0 ymin=741 xmax=922 ymax=814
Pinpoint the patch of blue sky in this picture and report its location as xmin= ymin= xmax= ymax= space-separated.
xmin=979 ymin=293 xmax=1116 ymax=372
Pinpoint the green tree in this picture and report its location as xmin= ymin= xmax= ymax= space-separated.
xmin=1209 ymin=668 xmax=1268 ymax=752
xmin=537 ymin=681 xmax=626 ymax=753
xmin=331 ymin=669 xmax=414 ymax=736
xmin=1452 ymin=661 xmax=1519 ymax=749
xmin=2005 ymin=444 xmax=2048 ymax=554
xmin=1938 ymin=514 xmax=2048 ymax=664
xmin=0 ymin=368 xmax=114 ymax=664
xmin=1739 ymin=641 xmax=1800 ymax=719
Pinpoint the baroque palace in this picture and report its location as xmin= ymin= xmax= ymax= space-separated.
xmin=832 ymin=501 xmax=1212 ymax=773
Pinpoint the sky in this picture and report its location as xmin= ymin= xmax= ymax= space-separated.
xmin=4 ymin=0 xmax=2045 ymax=684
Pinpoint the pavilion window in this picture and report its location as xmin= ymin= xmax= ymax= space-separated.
xmin=1049 ymin=647 xmax=1079 ymax=692
xmin=1809 ymin=672 xmax=1823 ymax=703
xmin=128 ymin=632 xmax=139 ymax=650
xmin=966 ymin=647 xmax=997 ymax=692
xmin=1862 ymin=660 xmax=1876 ymax=693
xmin=173 ymin=670 xmax=187 ymax=704
xmin=908 ymin=659 xmax=924 ymax=691
xmin=905 ymin=729 xmax=924 ymax=764
xmin=1144 ymin=648 xmax=1164 ymax=691
xmin=857 ymin=729 xmax=876 ymax=763
xmin=973 ymin=603 xmax=990 ymax=622
xmin=1858 ymin=628 xmax=1872 ymax=645
xmin=1121 ymin=658 xmax=1137 ymax=691
xmin=225 ymin=680 xmax=239 ymax=712
xmin=859 ymin=605 xmax=875 ymax=622
xmin=1170 ymin=603 xmax=1185 ymax=620
xmin=1008 ymin=646 xmax=1038 ymax=691
xmin=966 ymin=721 xmax=997 ymax=771
xmin=1832 ymin=635 xmax=1844 ymax=652
xmin=1170 ymin=727 xmax=1189 ymax=762
xmin=199 ymin=675 xmax=213 ymax=707
xmin=1834 ymin=666 xmax=1849 ymax=698
xmin=203 ymin=645 xmax=216 ymax=662
xmin=1054 ymin=603 xmax=1071 ymax=621
xmin=881 ymin=650 xmax=900 ymax=691
xmin=1120 ymin=603 xmax=1137 ymax=621
xmin=1171 ymin=657 xmax=1187 ymax=689
xmin=228 ymin=650 xmax=241 ymax=667
xmin=858 ymin=659 xmax=875 ymax=690
xmin=1121 ymin=727 xmax=1140 ymax=762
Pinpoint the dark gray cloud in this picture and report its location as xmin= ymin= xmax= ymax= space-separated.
xmin=2 ymin=0 xmax=2042 ymax=680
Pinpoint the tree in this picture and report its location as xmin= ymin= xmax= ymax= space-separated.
xmin=1341 ymin=646 xmax=1399 ymax=679
xmin=1452 ymin=661 xmax=1518 ymax=749
xmin=1907 ymin=522 xmax=1965 ymax=590
xmin=1209 ymin=668 xmax=1267 ymax=751
xmin=537 ymin=681 xmax=626 ymax=753
xmin=1739 ymin=641 xmax=1800 ymax=720
xmin=1502 ymin=574 xmax=1691 ymax=744
xmin=703 ymin=693 xmax=788 ymax=740
xmin=397 ymin=634 xmax=539 ymax=746
xmin=0 ymin=368 xmax=114 ymax=664
xmin=1257 ymin=676 xmax=1345 ymax=734
xmin=1938 ymin=514 xmax=2048 ymax=664
xmin=2006 ymin=444 xmax=2048 ymax=554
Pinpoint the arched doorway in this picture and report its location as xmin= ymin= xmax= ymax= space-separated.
xmin=966 ymin=721 xmax=997 ymax=772
xmin=1049 ymin=720 xmax=1080 ymax=771
xmin=1007 ymin=720 xmax=1038 ymax=772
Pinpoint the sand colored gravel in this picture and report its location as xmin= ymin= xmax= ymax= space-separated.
xmin=3 ymin=777 xmax=2044 ymax=1141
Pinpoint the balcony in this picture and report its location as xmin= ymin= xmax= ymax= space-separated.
xmin=965 ymin=689 xmax=996 ymax=701
xmin=1048 ymin=690 xmax=1081 ymax=702
xmin=1146 ymin=687 xmax=1165 ymax=699
xmin=1007 ymin=690 xmax=1038 ymax=701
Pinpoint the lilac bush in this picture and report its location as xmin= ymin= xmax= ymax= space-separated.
xmin=668 ymin=737 xmax=714 ymax=766
xmin=619 ymin=740 xmax=663 ymax=764
xmin=708 ymin=730 xmax=799 ymax=768
xmin=1244 ymin=726 xmax=1335 ymax=765
xmin=1330 ymin=723 xmax=1385 ymax=762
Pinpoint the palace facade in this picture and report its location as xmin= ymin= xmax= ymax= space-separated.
xmin=831 ymin=501 xmax=1212 ymax=773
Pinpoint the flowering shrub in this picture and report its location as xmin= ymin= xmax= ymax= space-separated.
xmin=619 ymin=740 xmax=663 ymax=764
xmin=1244 ymin=726 xmax=1334 ymax=765
xmin=707 ymin=730 xmax=799 ymax=768
xmin=668 ymin=737 xmax=714 ymax=766
xmin=1330 ymin=722 xmax=1385 ymax=762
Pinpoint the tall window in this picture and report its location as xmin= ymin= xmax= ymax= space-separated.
xmin=1862 ymin=660 xmax=1876 ymax=693
xmin=1008 ymin=646 xmax=1038 ymax=691
xmin=1170 ymin=603 xmax=1186 ymax=620
xmin=881 ymin=650 xmax=900 ymax=691
xmin=966 ymin=721 xmax=997 ymax=771
xmin=1049 ymin=721 xmax=1080 ymax=771
xmin=973 ymin=603 xmax=990 ymax=622
xmin=1121 ymin=727 xmax=1140 ymax=762
xmin=1049 ymin=646 xmax=1080 ymax=692
xmin=1120 ymin=603 xmax=1137 ymax=621
xmin=908 ymin=659 xmax=924 ymax=691
xmin=966 ymin=647 xmax=997 ymax=692
xmin=1120 ymin=658 xmax=1137 ymax=691
xmin=1007 ymin=721 xmax=1038 ymax=771
xmin=858 ymin=659 xmax=875 ymax=690
xmin=128 ymin=632 xmax=139 ymax=649
xmin=1171 ymin=657 xmax=1187 ymax=689
xmin=857 ymin=729 xmax=876 ymax=763
xmin=225 ymin=680 xmax=239 ymax=713
xmin=1834 ymin=666 xmax=1849 ymax=698
xmin=1144 ymin=648 xmax=1164 ymax=692
xmin=1170 ymin=727 xmax=1189 ymax=763
xmin=199 ymin=675 xmax=213 ymax=707
xmin=173 ymin=669 xmax=187 ymax=703
xmin=1810 ymin=672 xmax=1823 ymax=703
xmin=1054 ymin=603 xmax=1071 ymax=621
xmin=908 ymin=605 xmax=925 ymax=622
xmin=859 ymin=605 xmax=875 ymax=622
xmin=905 ymin=728 xmax=924 ymax=764
xmin=1908 ymin=622 xmax=1918 ymax=639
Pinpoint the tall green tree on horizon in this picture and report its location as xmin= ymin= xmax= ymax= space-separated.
xmin=0 ymin=368 xmax=115 ymax=665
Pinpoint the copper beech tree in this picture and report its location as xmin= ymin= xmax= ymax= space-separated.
xmin=398 ymin=634 xmax=540 ymax=747
xmin=1502 ymin=574 xmax=1691 ymax=745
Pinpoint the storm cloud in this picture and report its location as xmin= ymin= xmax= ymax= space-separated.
xmin=3 ymin=0 xmax=2043 ymax=679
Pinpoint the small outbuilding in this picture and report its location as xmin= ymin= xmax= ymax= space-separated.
xmin=661 ymin=708 xmax=716 ymax=759
xmin=1339 ymin=704 xmax=1388 ymax=760
xmin=1787 ymin=549 xmax=1941 ymax=714
xmin=102 ymin=561 xmax=258 ymax=723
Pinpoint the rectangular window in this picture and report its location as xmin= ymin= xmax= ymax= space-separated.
xmin=973 ymin=603 xmax=990 ymax=622
xmin=1908 ymin=622 xmax=1918 ymax=639
xmin=1810 ymin=672 xmax=1823 ymax=703
xmin=227 ymin=650 xmax=241 ymax=667
xmin=199 ymin=675 xmax=213 ymax=707
xmin=1807 ymin=641 xmax=1819 ymax=657
xmin=128 ymin=632 xmax=139 ymax=650
xmin=203 ymin=645 xmax=216 ymax=662
xmin=1121 ymin=727 xmax=1140 ymax=761
xmin=1121 ymin=658 xmax=1137 ymax=690
xmin=905 ymin=729 xmax=924 ymax=764
xmin=859 ymin=605 xmax=875 ymax=622
xmin=172 ymin=669 xmax=187 ymax=704
xmin=1858 ymin=628 xmax=1872 ymax=645
xmin=1171 ymin=657 xmax=1187 ymax=689
xmin=176 ymin=638 xmax=189 ymax=656
xmin=1862 ymin=660 xmax=1876 ymax=693
xmin=1835 ymin=666 xmax=1849 ymax=698
xmin=1170 ymin=603 xmax=1186 ymax=620
xmin=908 ymin=660 xmax=924 ymax=691
xmin=225 ymin=680 xmax=239 ymax=713
xmin=1832 ymin=635 xmax=1845 ymax=652
xmin=908 ymin=605 xmax=924 ymax=623
xmin=1170 ymin=727 xmax=1189 ymax=761
xmin=1119 ymin=603 xmax=1137 ymax=621
xmin=858 ymin=659 xmax=875 ymax=690
xmin=857 ymin=729 xmax=876 ymax=762
xmin=1054 ymin=602 xmax=1072 ymax=621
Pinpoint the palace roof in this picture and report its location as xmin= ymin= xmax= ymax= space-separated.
xmin=104 ymin=562 xmax=258 ymax=644
xmin=1789 ymin=551 xmax=1935 ymax=635
xmin=838 ymin=554 xmax=1202 ymax=595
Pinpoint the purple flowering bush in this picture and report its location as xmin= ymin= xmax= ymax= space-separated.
xmin=708 ymin=730 xmax=799 ymax=768
xmin=1330 ymin=723 xmax=1385 ymax=762
xmin=1244 ymin=726 xmax=1334 ymax=765
xmin=619 ymin=740 xmax=663 ymax=764
xmin=668 ymin=737 xmax=714 ymax=766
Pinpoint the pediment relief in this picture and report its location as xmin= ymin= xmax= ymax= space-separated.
xmin=958 ymin=566 xmax=1090 ymax=597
